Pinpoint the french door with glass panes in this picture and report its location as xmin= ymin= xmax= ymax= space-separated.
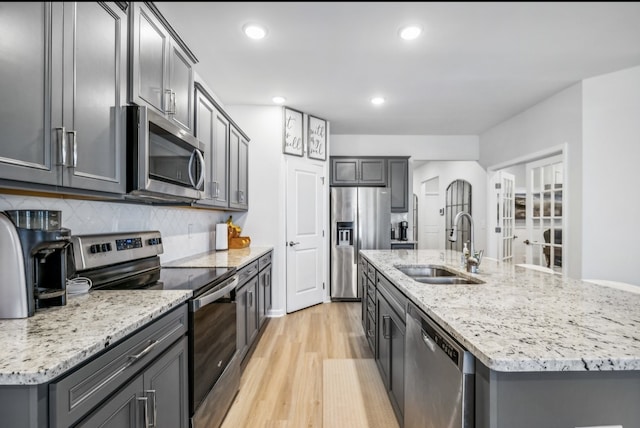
xmin=525 ymin=155 xmax=563 ymax=273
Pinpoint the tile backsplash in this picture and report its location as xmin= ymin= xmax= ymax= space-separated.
xmin=0 ymin=193 xmax=226 ymax=263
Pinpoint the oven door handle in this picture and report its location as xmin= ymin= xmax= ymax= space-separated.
xmin=190 ymin=277 xmax=239 ymax=312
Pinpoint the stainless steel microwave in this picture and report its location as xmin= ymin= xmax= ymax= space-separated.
xmin=126 ymin=106 xmax=204 ymax=202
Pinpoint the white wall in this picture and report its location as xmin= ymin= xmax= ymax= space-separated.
xmin=331 ymin=134 xmax=479 ymax=159
xmin=412 ymin=161 xmax=487 ymax=253
xmin=479 ymin=83 xmax=583 ymax=279
xmin=582 ymin=66 xmax=640 ymax=286
xmin=225 ymin=105 xmax=288 ymax=316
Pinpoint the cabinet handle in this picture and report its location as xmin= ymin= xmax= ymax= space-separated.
xmin=138 ymin=396 xmax=149 ymax=428
xmin=164 ymin=89 xmax=173 ymax=114
xmin=127 ymin=340 xmax=159 ymax=364
xmin=67 ymin=130 xmax=77 ymax=168
xmin=145 ymin=390 xmax=157 ymax=428
xmin=248 ymin=290 xmax=253 ymax=307
xmin=383 ymin=315 xmax=391 ymax=339
xmin=56 ymin=127 xmax=67 ymax=166
xmin=171 ymin=91 xmax=176 ymax=115
xmin=212 ymin=181 xmax=219 ymax=198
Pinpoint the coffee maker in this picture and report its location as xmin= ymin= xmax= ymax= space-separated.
xmin=399 ymin=221 xmax=409 ymax=241
xmin=0 ymin=210 xmax=71 ymax=318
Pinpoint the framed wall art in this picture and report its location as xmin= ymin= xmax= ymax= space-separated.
xmin=307 ymin=115 xmax=327 ymax=161
xmin=283 ymin=107 xmax=304 ymax=156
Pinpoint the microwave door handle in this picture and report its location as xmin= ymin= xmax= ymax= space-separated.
xmin=187 ymin=150 xmax=196 ymax=188
xmin=195 ymin=149 xmax=205 ymax=190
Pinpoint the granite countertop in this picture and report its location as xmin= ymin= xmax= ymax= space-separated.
xmin=0 ymin=290 xmax=191 ymax=385
xmin=164 ymin=246 xmax=273 ymax=269
xmin=360 ymin=249 xmax=640 ymax=372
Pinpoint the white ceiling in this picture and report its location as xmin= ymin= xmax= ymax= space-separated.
xmin=156 ymin=2 xmax=640 ymax=135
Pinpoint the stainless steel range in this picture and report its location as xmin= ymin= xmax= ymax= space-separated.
xmin=70 ymin=230 xmax=239 ymax=428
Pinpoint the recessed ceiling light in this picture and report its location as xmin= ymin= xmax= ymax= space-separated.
xmin=370 ymin=96 xmax=386 ymax=105
xmin=272 ymin=96 xmax=286 ymax=104
xmin=243 ymin=24 xmax=267 ymax=40
xmin=399 ymin=25 xmax=422 ymax=41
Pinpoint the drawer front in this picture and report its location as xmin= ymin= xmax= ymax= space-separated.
xmin=366 ymin=262 xmax=375 ymax=280
xmin=377 ymin=273 xmax=407 ymax=319
xmin=360 ymin=257 xmax=368 ymax=277
xmin=49 ymin=304 xmax=188 ymax=428
xmin=238 ymin=260 xmax=259 ymax=285
xmin=367 ymin=279 xmax=376 ymax=307
xmin=258 ymin=251 xmax=272 ymax=271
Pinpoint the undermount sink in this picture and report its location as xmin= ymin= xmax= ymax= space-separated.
xmin=395 ymin=264 xmax=484 ymax=285
xmin=395 ymin=265 xmax=457 ymax=278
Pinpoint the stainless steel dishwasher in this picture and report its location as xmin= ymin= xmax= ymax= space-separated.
xmin=404 ymin=302 xmax=475 ymax=428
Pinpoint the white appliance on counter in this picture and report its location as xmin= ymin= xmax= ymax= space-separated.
xmin=216 ymin=223 xmax=228 ymax=250
xmin=330 ymin=187 xmax=391 ymax=300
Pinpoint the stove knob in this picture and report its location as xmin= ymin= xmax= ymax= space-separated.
xmin=101 ymin=243 xmax=109 ymax=252
xmin=90 ymin=244 xmax=98 ymax=254
xmin=106 ymin=243 xmax=112 ymax=252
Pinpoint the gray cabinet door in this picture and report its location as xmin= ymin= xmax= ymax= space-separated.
xmin=195 ymin=89 xmax=229 ymax=208
xmin=62 ymin=1 xmax=126 ymax=193
xmin=130 ymin=2 xmax=167 ymax=114
xmin=265 ymin=266 xmax=272 ymax=314
xmin=168 ymin=43 xmax=194 ymax=133
xmin=359 ymin=159 xmax=387 ymax=185
xmin=258 ymin=268 xmax=267 ymax=328
xmin=76 ymin=375 xmax=143 ymax=427
xmin=331 ymin=158 xmax=359 ymax=185
xmin=229 ymin=126 xmax=249 ymax=210
xmin=236 ymin=283 xmax=248 ymax=360
xmin=143 ymin=337 xmax=189 ymax=428
xmin=246 ymin=276 xmax=259 ymax=347
xmin=0 ymin=2 xmax=60 ymax=186
xmin=331 ymin=158 xmax=387 ymax=186
xmin=388 ymin=158 xmax=408 ymax=212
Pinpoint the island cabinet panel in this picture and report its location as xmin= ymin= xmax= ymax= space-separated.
xmin=475 ymin=358 xmax=640 ymax=428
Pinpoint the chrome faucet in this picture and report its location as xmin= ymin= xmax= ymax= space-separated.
xmin=448 ymin=211 xmax=483 ymax=273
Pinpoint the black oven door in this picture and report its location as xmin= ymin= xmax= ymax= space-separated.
xmin=188 ymin=276 xmax=238 ymax=415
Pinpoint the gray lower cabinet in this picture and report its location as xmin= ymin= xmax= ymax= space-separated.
xmin=0 ymin=304 xmax=190 ymax=428
xmin=388 ymin=158 xmax=409 ymax=212
xmin=258 ymin=251 xmax=273 ymax=329
xmin=330 ymin=157 xmax=387 ymax=186
xmin=0 ymin=2 xmax=127 ymax=194
xmin=77 ymin=336 xmax=188 ymax=428
xmin=130 ymin=2 xmax=195 ymax=134
xmin=194 ymin=85 xmax=230 ymax=208
xmin=237 ymin=260 xmax=260 ymax=362
xmin=375 ymin=272 xmax=406 ymax=425
xmin=229 ymin=125 xmax=249 ymax=210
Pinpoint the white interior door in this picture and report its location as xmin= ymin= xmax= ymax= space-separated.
xmin=495 ymin=171 xmax=515 ymax=261
xmin=420 ymin=177 xmax=440 ymax=249
xmin=525 ymin=155 xmax=564 ymax=273
xmin=286 ymin=158 xmax=326 ymax=313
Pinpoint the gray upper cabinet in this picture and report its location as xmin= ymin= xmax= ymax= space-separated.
xmin=0 ymin=2 xmax=126 ymax=194
xmin=330 ymin=157 xmax=387 ymax=186
xmin=388 ymin=157 xmax=409 ymax=212
xmin=194 ymin=86 xmax=229 ymax=208
xmin=130 ymin=2 xmax=195 ymax=134
xmin=229 ymin=126 xmax=249 ymax=210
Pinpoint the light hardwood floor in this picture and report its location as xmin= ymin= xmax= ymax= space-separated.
xmin=221 ymin=302 xmax=399 ymax=428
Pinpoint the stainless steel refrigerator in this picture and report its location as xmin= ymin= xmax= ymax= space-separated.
xmin=330 ymin=187 xmax=391 ymax=300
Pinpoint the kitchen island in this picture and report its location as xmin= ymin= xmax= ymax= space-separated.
xmin=361 ymin=249 xmax=640 ymax=427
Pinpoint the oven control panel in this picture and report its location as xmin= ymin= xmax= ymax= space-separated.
xmin=71 ymin=231 xmax=164 ymax=271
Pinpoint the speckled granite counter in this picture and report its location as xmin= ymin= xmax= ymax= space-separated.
xmin=360 ymin=249 xmax=640 ymax=372
xmin=0 ymin=290 xmax=191 ymax=385
xmin=164 ymin=246 xmax=273 ymax=269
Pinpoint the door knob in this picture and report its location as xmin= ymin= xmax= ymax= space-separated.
xmin=523 ymin=239 xmax=530 ymax=245
xmin=288 ymin=241 xmax=300 ymax=247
